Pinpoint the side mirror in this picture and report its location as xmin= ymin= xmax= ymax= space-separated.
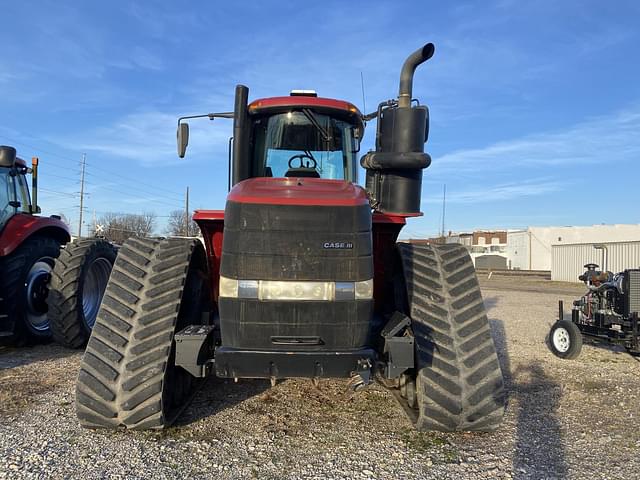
xmin=177 ymin=122 xmax=189 ymax=158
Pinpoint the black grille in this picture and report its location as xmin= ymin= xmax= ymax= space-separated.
xmin=625 ymin=269 xmax=640 ymax=316
xmin=221 ymin=201 xmax=373 ymax=281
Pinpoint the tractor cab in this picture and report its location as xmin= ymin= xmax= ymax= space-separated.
xmin=246 ymin=93 xmax=363 ymax=182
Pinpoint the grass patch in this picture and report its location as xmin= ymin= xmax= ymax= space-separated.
xmin=0 ymin=370 xmax=60 ymax=416
xmin=576 ymin=379 xmax=608 ymax=392
xmin=401 ymin=429 xmax=459 ymax=463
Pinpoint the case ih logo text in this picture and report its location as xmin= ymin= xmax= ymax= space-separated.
xmin=323 ymin=241 xmax=353 ymax=249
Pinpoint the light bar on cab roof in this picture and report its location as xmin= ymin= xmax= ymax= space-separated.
xmin=290 ymin=90 xmax=318 ymax=97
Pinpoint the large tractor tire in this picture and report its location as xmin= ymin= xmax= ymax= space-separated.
xmin=75 ymin=237 xmax=208 ymax=430
xmin=0 ymin=236 xmax=61 ymax=346
xmin=396 ymin=243 xmax=505 ymax=432
xmin=47 ymin=239 xmax=118 ymax=349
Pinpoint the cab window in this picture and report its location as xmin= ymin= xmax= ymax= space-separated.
xmin=0 ymin=167 xmax=17 ymax=227
xmin=16 ymin=173 xmax=31 ymax=213
xmin=252 ymin=111 xmax=358 ymax=182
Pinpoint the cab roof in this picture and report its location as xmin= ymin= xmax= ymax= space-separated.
xmin=248 ymin=96 xmax=364 ymax=133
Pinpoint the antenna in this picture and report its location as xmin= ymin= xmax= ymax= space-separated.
xmin=360 ymin=72 xmax=367 ymax=117
xmin=441 ymin=184 xmax=446 ymax=237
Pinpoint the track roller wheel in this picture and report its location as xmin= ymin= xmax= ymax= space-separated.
xmin=399 ymin=373 xmax=408 ymax=398
xmin=75 ymin=237 xmax=209 ymax=430
xmin=396 ymin=242 xmax=505 ymax=432
xmin=405 ymin=377 xmax=417 ymax=409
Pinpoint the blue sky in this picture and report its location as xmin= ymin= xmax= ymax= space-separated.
xmin=2 ymin=0 xmax=639 ymax=238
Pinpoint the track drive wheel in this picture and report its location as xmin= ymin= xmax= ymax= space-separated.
xmin=548 ymin=320 xmax=582 ymax=359
xmin=47 ymin=239 xmax=117 ymax=348
xmin=396 ymin=243 xmax=505 ymax=432
xmin=75 ymin=237 xmax=208 ymax=430
xmin=0 ymin=236 xmax=61 ymax=346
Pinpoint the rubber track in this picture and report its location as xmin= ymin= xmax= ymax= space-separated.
xmin=48 ymin=239 xmax=117 ymax=348
xmin=75 ymin=237 xmax=198 ymax=429
xmin=397 ymin=243 xmax=505 ymax=431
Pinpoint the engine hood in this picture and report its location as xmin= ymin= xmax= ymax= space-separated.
xmin=227 ymin=177 xmax=369 ymax=207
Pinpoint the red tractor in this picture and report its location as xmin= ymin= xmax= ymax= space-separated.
xmin=0 ymin=146 xmax=116 ymax=348
xmin=76 ymin=43 xmax=505 ymax=432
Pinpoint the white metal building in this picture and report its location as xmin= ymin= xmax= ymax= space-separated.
xmin=552 ymin=241 xmax=640 ymax=282
xmin=507 ymin=224 xmax=640 ymax=271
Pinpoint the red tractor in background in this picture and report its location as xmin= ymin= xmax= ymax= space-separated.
xmin=0 ymin=145 xmax=116 ymax=348
xmin=76 ymin=43 xmax=506 ymax=432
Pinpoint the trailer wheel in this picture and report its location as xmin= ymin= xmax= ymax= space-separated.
xmin=0 ymin=236 xmax=61 ymax=345
xmin=75 ymin=237 xmax=208 ymax=430
xmin=548 ymin=320 xmax=582 ymax=360
xmin=396 ymin=243 xmax=505 ymax=432
xmin=47 ymin=239 xmax=117 ymax=348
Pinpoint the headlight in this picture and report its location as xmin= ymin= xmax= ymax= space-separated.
xmin=218 ymin=276 xmax=373 ymax=301
xmin=260 ymin=280 xmax=333 ymax=301
xmin=219 ymin=276 xmax=238 ymax=298
xmin=354 ymin=279 xmax=374 ymax=299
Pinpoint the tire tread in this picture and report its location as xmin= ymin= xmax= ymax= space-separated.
xmin=397 ymin=242 xmax=505 ymax=431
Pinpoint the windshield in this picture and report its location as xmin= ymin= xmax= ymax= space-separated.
xmin=252 ymin=111 xmax=358 ymax=181
xmin=0 ymin=167 xmax=17 ymax=229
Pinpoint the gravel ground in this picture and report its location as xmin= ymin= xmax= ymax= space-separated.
xmin=1 ymin=281 xmax=639 ymax=479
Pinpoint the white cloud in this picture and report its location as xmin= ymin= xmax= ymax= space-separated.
xmin=68 ymin=111 xmax=231 ymax=167
xmin=433 ymin=106 xmax=640 ymax=174
xmin=424 ymin=179 xmax=565 ymax=204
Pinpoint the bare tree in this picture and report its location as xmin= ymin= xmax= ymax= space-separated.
xmin=166 ymin=210 xmax=199 ymax=237
xmin=95 ymin=212 xmax=156 ymax=245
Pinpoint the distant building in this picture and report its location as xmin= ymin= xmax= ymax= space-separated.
xmin=409 ymin=230 xmax=508 ymax=269
xmin=446 ymin=232 xmax=472 ymax=246
xmin=467 ymin=231 xmax=508 ymax=269
xmin=552 ymin=241 xmax=640 ymax=282
xmin=407 ymin=224 xmax=640 ymax=278
xmin=507 ymin=224 xmax=640 ymax=271
xmin=407 ymin=236 xmax=446 ymax=245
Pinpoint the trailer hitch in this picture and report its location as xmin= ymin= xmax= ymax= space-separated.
xmin=346 ymin=358 xmax=373 ymax=393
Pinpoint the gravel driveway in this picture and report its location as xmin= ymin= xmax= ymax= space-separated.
xmin=1 ymin=281 xmax=638 ymax=479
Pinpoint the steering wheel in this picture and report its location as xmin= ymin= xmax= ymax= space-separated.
xmin=288 ymin=153 xmax=318 ymax=170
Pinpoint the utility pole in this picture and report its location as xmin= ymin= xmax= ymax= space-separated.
xmin=78 ymin=153 xmax=86 ymax=238
xmin=185 ymin=186 xmax=190 ymax=236
xmin=441 ymin=184 xmax=446 ymax=238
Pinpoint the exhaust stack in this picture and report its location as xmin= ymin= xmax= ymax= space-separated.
xmin=398 ymin=43 xmax=435 ymax=108
xmin=361 ymin=43 xmax=434 ymax=216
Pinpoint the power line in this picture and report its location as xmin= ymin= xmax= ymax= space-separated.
xmin=39 ymin=187 xmax=79 ymax=198
xmin=83 ymin=165 xmax=185 ymax=199
xmin=82 ymin=181 xmax=183 ymax=209
xmin=83 ymin=172 xmax=184 ymax=202
xmin=0 ymin=135 xmax=186 ymax=198
xmin=39 ymin=171 xmax=79 ymax=184
xmin=92 ymin=210 xmax=176 ymax=218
